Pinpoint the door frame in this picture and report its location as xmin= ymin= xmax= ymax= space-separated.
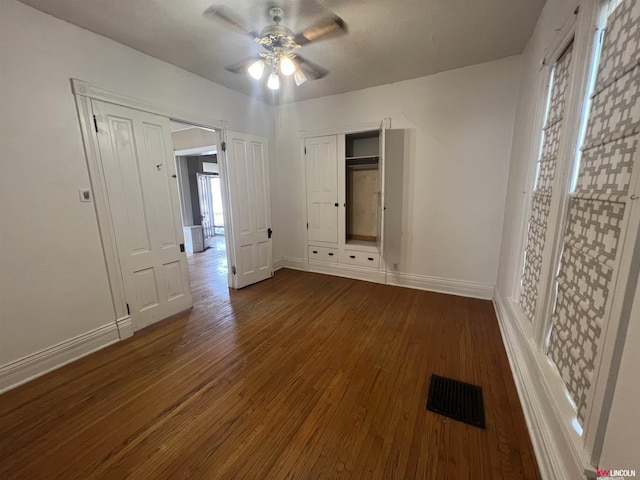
xmin=72 ymin=78 xmax=235 ymax=338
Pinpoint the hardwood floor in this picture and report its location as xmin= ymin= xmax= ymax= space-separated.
xmin=0 ymin=251 xmax=540 ymax=479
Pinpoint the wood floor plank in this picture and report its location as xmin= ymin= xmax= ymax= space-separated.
xmin=0 ymin=248 xmax=540 ymax=479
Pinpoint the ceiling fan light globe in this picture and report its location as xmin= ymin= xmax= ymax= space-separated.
xmin=248 ymin=60 xmax=265 ymax=80
xmin=280 ymin=56 xmax=296 ymax=76
xmin=294 ymin=69 xmax=307 ymax=86
xmin=267 ymin=72 xmax=280 ymax=90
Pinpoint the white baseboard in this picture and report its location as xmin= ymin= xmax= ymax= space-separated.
xmin=387 ymin=271 xmax=494 ymax=300
xmin=281 ymin=258 xmax=494 ymax=299
xmin=0 ymin=323 xmax=120 ymax=394
xmin=274 ymin=257 xmax=284 ymax=270
xmin=116 ymin=316 xmax=134 ymax=339
xmin=493 ymin=289 xmax=594 ymax=480
xmin=282 ymin=256 xmax=305 ymax=271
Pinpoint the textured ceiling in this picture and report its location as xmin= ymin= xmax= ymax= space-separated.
xmin=18 ymin=0 xmax=545 ymax=104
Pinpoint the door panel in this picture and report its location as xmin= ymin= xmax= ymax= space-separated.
xmin=93 ymin=100 xmax=192 ymax=330
xmin=306 ymin=136 xmax=338 ymax=243
xmin=377 ymin=119 xmax=389 ymax=257
xmin=382 ymin=129 xmax=406 ymax=271
xmin=163 ymin=261 xmax=187 ymax=300
xmin=142 ymin=122 xmax=179 ymax=248
xmin=109 ymin=116 xmax=152 ymax=254
xmin=308 ymin=202 xmax=337 ymax=242
xmin=133 ymin=268 xmax=159 ymax=311
xmin=225 ymin=131 xmax=273 ymax=288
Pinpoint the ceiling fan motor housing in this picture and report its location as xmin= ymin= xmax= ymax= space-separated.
xmin=258 ymin=25 xmax=299 ymax=52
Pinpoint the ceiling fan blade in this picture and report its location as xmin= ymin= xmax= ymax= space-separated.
xmin=294 ymin=55 xmax=329 ymax=80
xmin=293 ymin=15 xmax=348 ymax=46
xmin=203 ymin=5 xmax=260 ymax=39
xmin=225 ymin=57 xmax=259 ymax=74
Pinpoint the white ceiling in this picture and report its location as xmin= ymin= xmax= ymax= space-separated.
xmin=18 ymin=0 xmax=545 ymax=104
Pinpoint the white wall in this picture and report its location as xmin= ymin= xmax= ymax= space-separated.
xmin=0 ymin=0 xmax=274 ymax=367
xmin=274 ymin=56 xmax=522 ymax=286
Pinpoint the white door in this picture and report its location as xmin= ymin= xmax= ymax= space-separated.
xmin=197 ymin=173 xmax=215 ymax=249
xmin=305 ymin=136 xmax=338 ymax=243
xmin=377 ymin=119 xmax=389 ymax=256
xmin=224 ymin=131 xmax=273 ymax=288
xmin=382 ymin=129 xmax=405 ymax=271
xmin=93 ymin=100 xmax=192 ymax=331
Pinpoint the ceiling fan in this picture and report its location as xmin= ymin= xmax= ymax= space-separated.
xmin=203 ymin=4 xmax=348 ymax=90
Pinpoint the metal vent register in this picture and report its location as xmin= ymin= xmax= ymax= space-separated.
xmin=426 ymin=374 xmax=485 ymax=429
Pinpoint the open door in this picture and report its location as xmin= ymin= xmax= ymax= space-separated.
xmin=377 ymin=118 xmax=390 ymax=257
xmin=92 ymin=100 xmax=192 ymax=331
xmin=223 ymin=131 xmax=273 ymax=288
xmin=382 ymin=129 xmax=406 ymax=272
xmin=197 ymin=173 xmax=215 ymax=249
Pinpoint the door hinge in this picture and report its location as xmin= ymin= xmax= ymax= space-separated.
xmin=221 ymin=141 xmax=226 ymax=152
xmin=304 ymin=146 xmax=307 ymax=155
xmin=180 ymin=243 xmax=185 ymax=252
xmin=93 ymin=114 xmax=99 ymax=133
xmin=232 ymin=265 xmax=236 ymax=275
xmin=268 ymin=227 xmax=273 ymax=238
xmin=306 ymin=222 xmax=309 ymax=230
xmin=126 ymin=303 xmax=130 ymax=315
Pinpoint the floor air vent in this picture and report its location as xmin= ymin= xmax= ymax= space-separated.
xmin=426 ymin=374 xmax=485 ymax=429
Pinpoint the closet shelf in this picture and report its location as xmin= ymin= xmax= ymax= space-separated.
xmin=346 ymin=155 xmax=379 ymax=169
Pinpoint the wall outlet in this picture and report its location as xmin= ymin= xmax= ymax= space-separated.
xmin=79 ymin=189 xmax=91 ymax=202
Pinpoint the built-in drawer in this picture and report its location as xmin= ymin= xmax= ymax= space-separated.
xmin=342 ymin=249 xmax=380 ymax=268
xmin=308 ymin=245 xmax=338 ymax=263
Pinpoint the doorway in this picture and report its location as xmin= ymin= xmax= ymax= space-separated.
xmin=73 ymin=78 xmax=274 ymax=337
xmin=171 ymin=121 xmax=229 ymax=282
xmin=197 ymin=172 xmax=225 ymax=247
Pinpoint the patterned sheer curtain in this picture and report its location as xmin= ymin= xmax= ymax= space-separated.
xmin=519 ymin=41 xmax=575 ymax=321
xmin=547 ymin=0 xmax=640 ymax=426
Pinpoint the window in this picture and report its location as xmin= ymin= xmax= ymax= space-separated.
xmin=546 ymin=0 xmax=640 ymax=427
xmin=519 ymin=40 xmax=575 ymax=321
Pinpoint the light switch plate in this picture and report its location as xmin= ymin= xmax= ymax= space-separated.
xmin=79 ymin=189 xmax=91 ymax=202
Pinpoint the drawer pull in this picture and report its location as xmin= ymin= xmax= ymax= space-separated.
xmin=349 ymin=255 xmax=356 ymax=259
xmin=312 ymin=250 xmax=318 ymax=254
xmin=368 ymin=257 xmax=374 ymax=261
xmin=328 ymin=252 xmax=334 ymax=256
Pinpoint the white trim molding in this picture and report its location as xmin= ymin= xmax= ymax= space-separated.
xmin=493 ymin=289 xmax=596 ymax=480
xmin=0 ymin=323 xmax=120 ymax=394
xmin=298 ymin=120 xmax=381 ymax=139
xmin=282 ymin=256 xmax=306 ymax=271
xmin=387 ymin=271 xmax=494 ymax=300
xmin=71 ymin=79 xmax=227 ymax=130
xmin=116 ymin=316 xmax=134 ymax=340
xmin=280 ymin=259 xmax=494 ymax=299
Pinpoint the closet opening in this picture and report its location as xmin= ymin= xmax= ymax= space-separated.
xmin=345 ymin=131 xmax=380 ymax=246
